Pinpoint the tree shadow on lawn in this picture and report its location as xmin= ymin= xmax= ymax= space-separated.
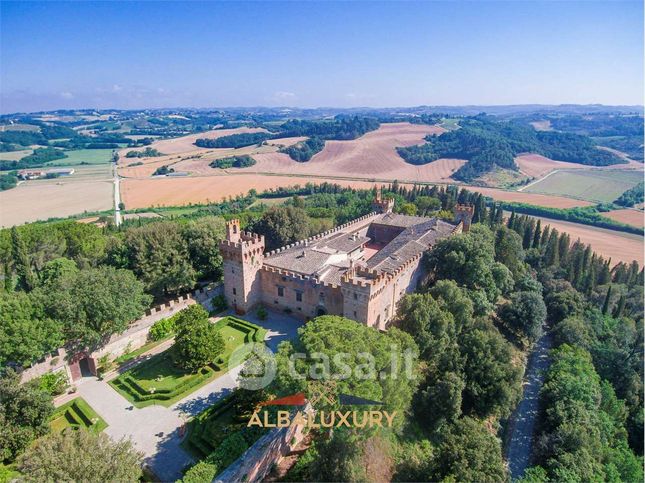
xmin=173 ymin=387 xmax=234 ymax=417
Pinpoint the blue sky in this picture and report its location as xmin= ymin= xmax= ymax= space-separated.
xmin=1 ymin=1 xmax=643 ymax=113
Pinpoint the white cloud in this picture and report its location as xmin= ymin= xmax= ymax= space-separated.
xmin=59 ymin=91 xmax=74 ymax=99
xmin=272 ymin=91 xmax=297 ymax=102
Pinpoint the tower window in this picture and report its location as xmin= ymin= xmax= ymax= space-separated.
xmin=295 ymin=290 xmax=303 ymax=302
xmin=232 ymin=288 xmax=236 ymax=295
xmin=353 ymin=293 xmax=358 ymax=300
xmin=277 ymin=286 xmax=284 ymax=297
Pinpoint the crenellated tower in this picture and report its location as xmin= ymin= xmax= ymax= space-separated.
xmin=453 ymin=204 xmax=475 ymax=232
xmin=219 ymin=219 xmax=265 ymax=314
xmin=372 ymin=190 xmax=394 ymax=214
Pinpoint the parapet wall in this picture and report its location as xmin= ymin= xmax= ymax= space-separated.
xmin=265 ymin=212 xmax=377 ymax=257
xmin=214 ymin=404 xmax=314 ymax=483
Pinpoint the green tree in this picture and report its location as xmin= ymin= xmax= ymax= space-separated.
xmin=273 ymin=316 xmax=419 ymax=418
xmin=37 ymin=257 xmax=78 ymax=286
xmin=0 ymin=369 xmax=53 ymax=462
xmin=425 ymin=224 xmax=509 ymax=304
xmin=431 ymin=417 xmax=507 ymax=482
xmin=0 ymin=291 xmax=62 ymax=368
xmin=120 ymin=222 xmax=197 ymax=297
xmin=11 ymin=227 xmax=34 ymax=292
xmin=17 ymin=429 xmax=142 ymax=482
xmin=498 ymin=291 xmax=547 ymax=344
xmin=251 ymin=205 xmax=311 ymax=250
xmin=41 ymin=266 xmax=150 ymax=350
xmin=182 ymin=216 xmax=226 ymax=281
xmin=461 ymin=327 xmax=522 ymax=418
xmin=173 ymin=305 xmax=224 ymax=371
xmin=601 ymin=284 xmax=612 ymax=315
xmin=494 ymin=225 xmax=526 ymax=278
xmin=309 ymin=431 xmax=366 ymax=482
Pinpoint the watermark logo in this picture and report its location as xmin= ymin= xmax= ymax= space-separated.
xmin=246 ymin=380 xmax=398 ymax=429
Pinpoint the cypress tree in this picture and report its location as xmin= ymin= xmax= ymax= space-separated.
xmin=532 ymin=219 xmax=542 ymax=248
xmin=545 ymin=230 xmax=560 ymax=266
xmin=11 ymin=227 xmax=35 ymax=292
xmin=540 ymin=225 xmax=551 ymax=248
xmin=508 ymin=210 xmax=516 ymax=230
xmin=602 ymin=285 xmax=612 ymax=315
xmin=522 ymin=221 xmax=534 ymax=249
xmin=612 ymin=294 xmax=626 ymax=318
xmin=3 ymin=260 xmax=12 ymax=292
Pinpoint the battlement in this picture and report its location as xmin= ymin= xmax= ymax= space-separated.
xmin=372 ymin=190 xmax=394 ymax=214
xmin=264 ymin=212 xmax=377 ymax=257
xmin=453 ymin=204 xmax=475 ymax=232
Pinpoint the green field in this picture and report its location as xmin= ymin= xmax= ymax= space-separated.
xmin=47 ymin=149 xmax=114 ymax=166
xmin=109 ymin=317 xmax=266 ymax=407
xmin=50 ymin=397 xmax=107 ymax=433
xmin=0 ymin=148 xmax=34 ymax=161
xmin=524 ymin=169 xmax=644 ymax=203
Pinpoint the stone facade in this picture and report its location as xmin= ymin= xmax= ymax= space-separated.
xmin=220 ymin=197 xmax=473 ymax=330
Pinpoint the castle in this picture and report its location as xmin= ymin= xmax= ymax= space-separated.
xmin=219 ymin=194 xmax=474 ymax=330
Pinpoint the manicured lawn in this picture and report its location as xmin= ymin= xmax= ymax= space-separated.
xmin=109 ymin=317 xmax=266 ymax=407
xmin=50 ymin=397 xmax=107 ymax=433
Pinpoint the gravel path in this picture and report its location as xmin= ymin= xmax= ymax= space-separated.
xmin=505 ymin=329 xmax=552 ymax=480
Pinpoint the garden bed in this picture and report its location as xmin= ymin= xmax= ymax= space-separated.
xmin=182 ymin=393 xmax=266 ymax=460
xmin=109 ymin=316 xmax=266 ymax=407
xmin=50 ymin=397 xmax=107 ymax=433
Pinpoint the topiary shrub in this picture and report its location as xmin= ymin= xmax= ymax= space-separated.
xmin=182 ymin=461 xmax=218 ymax=483
xmin=256 ymin=306 xmax=268 ymax=320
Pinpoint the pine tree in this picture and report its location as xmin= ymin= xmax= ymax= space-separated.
xmin=507 ymin=210 xmax=516 ymax=230
xmin=602 ymin=285 xmax=612 ymax=315
xmin=11 ymin=227 xmax=35 ymax=292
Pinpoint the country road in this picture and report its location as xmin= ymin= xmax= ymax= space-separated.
xmin=113 ymin=162 xmax=122 ymax=226
xmin=505 ymin=328 xmax=552 ymax=480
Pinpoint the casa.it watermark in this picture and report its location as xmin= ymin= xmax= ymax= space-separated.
xmin=228 ymin=342 xmax=417 ymax=391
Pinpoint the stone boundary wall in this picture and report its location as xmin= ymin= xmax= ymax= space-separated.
xmin=19 ymin=283 xmax=222 ymax=384
xmin=214 ymin=404 xmax=313 ymax=483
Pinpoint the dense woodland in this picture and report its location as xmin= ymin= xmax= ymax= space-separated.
xmin=0 ymin=173 xmax=18 ymax=191
xmin=397 ymin=115 xmax=626 ymax=181
xmin=193 ymin=117 xmax=380 ymax=161
xmin=279 ymin=137 xmax=325 ymax=162
xmin=0 ymin=147 xmax=68 ymax=171
xmin=124 ymin=147 xmax=163 ymax=158
xmin=209 ymin=155 xmax=256 ymax=169
xmin=1 ymin=181 xmax=642 ymax=481
xmin=614 ymin=182 xmax=644 ymax=207
xmin=194 ymin=132 xmax=272 ymax=149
